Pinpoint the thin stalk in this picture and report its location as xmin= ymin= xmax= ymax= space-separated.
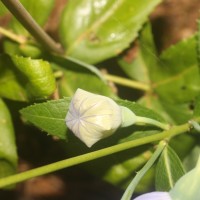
xmin=0 ymin=122 xmax=191 ymax=188
xmin=1 ymin=0 xmax=64 ymax=54
xmin=104 ymin=74 xmax=150 ymax=91
xmin=121 ymin=141 xmax=166 ymax=200
xmin=136 ymin=116 xmax=170 ymax=130
xmin=0 ymin=27 xmax=26 ymax=43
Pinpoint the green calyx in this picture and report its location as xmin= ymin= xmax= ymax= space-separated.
xmin=120 ymin=106 xmax=169 ymax=130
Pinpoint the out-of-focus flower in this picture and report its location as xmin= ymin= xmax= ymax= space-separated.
xmin=133 ymin=156 xmax=200 ymax=200
xmin=169 ymin=156 xmax=200 ymax=200
xmin=65 ymin=89 xmax=122 ymax=147
xmin=133 ymin=192 xmax=171 ymax=200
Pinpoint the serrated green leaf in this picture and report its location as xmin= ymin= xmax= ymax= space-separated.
xmin=0 ymin=54 xmax=56 ymax=101
xmin=155 ymin=145 xmax=185 ymax=191
xmin=59 ymin=0 xmax=162 ymax=63
xmin=20 ymin=98 xmax=70 ymax=140
xmin=154 ymin=36 xmax=200 ymax=103
xmin=0 ymin=98 xmax=17 ymax=180
xmin=9 ymin=0 xmax=55 ymax=35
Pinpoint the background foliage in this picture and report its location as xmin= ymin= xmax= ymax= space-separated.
xmin=0 ymin=0 xmax=200 ymax=199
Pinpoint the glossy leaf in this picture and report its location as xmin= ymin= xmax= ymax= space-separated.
xmin=0 ymin=54 xmax=56 ymax=101
xmin=155 ymin=145 xmax=185 ymax=191
xmin=20 ymin=97 xmax=166 ymax=140
xmin=0 ymin=98 xmax=17 ymax=180
xmin=59 ymin=0 xmax=162 ymax=63
xmin=9 ymin=0 xmax=55 ymax=35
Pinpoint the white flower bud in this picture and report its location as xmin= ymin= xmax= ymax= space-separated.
xmin=66 ymin=89 xmax=169 ymax=147
xmin=65 ymin=89 xmax=122 ymax=147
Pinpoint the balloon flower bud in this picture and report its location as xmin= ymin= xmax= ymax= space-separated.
xmin=65 ymin=89 xmax=123 ymax=147
xmin=66 ymin=89 xmax=169 ymax=147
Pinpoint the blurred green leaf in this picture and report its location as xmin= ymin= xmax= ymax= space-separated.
xmin=9 ymin=0 xmax=55 ymax=35
xmin=155 ymin=36 xmax=200 ymax=104
xmin=0 ymin=2 xmax=8 ymax=16
xmin=50 ymin=55 xmax=113 ymax=97
xmin=0 ymin=54 xmax=56 ymax=101
xmin=118 ymin=22 xmax=158 ymax=83
xmin=197 ymin=19 xmax=200 ymax=66
xmin=193 ymin=95 xmax=200 ymax=117
xmin=183 ymin=145 xmax=200 ymax=171
xmin=0 ymin=98 xmax=17 ymax=180
xmin=59 ymin=0 xmax=162 ymax=63
xmin=155 ymin=145 xmax=185 ymax=191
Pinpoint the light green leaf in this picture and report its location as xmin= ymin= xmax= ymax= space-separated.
xmin=9 ymin=0 xmax=55 ymax=35
xmin=183 ymin=145 xmax=200 ymax=171
xmin=0 ymin=54 xmax=56 ymax=101
xmin=59 ymin=0 xmax=162 ymax=63
xmin=155 ymin=145 xmax=185 ymax=191
xmin=0 ymin=98 xmax=17 ymax=180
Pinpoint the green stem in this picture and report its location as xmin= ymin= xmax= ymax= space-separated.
xmin=121 ymin=141 xmax=166 ymax=200
xmin=136 ymin=116 xmax=170 ymax=130
xmin=0 ymin=27 xmax=26 ymax=43
xmin=104 ymin=74 xmax=150 ymax=91
xmin=0 ymin=122 xmax=191 ymax=188
xmin=1 ymin=0 xmax=64 ymax=54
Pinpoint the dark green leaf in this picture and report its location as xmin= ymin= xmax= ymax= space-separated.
xmin=10 ymin=0 xmax=55 ymax=35
xmin=59 ymin=0 xmax=162 ymax=63
xmin=0 ymin=98 xmax=17 ymax=180
xmin=118 ymin=22 xmax=158 ymax=83
xmin=155 ymin=145 xmax=185 ymax=191
xmin=50 ymin=55 xmax=114 ymax=97
xmin=0 ymin=54 xmax=56 ymax=101
xmin=193 ymin=95 xmax=200 ymax=117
